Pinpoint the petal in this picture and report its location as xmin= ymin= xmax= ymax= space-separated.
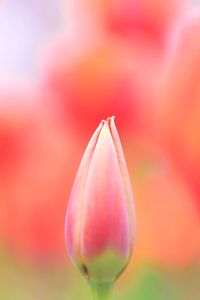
xmin=109 ymin=117 xmax=136 ymax=251
xmin=81 ymin=119 xmax=130 ymax=258
xmin=66 ymin=120 xmax=104 ymax=259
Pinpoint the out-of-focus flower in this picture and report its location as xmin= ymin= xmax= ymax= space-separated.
xmin=65 ymin=117 xmax=136 ymax=284
xmin=105 ymin=0 xmax=186 ymax=47
xmin=134 ymin=161 xmax=200 ymax=268
xmin=0 ymin=82 xmax=79 ymax=263
xmin=0 ymin=83 xmax=33 ymax=178
xmin=63 ymin=0 xmax=186 ymax=49
xmin=159 ymin=10 xmax=200 ymax=212
xmin=0 ymin=81 xmax=35 ymax=243
xmin=41 ymin=36 xmax=159 ymax=137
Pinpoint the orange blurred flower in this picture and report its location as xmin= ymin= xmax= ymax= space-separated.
xmin=121 ymin=136 xmax=200 ymax=269
xmin=41 ymin=34 xmax=160 ymax=139
xmin=135 ymin=161 xmax=200 ymax=268
xmin=159 ymin=10 xmax=200 ymax=212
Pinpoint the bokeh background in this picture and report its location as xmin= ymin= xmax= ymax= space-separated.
xmin=0 ymin=0 xmax=200 ymax=299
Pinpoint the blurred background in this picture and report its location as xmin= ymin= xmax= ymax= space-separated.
xmin=0 ymin=0 xmax=200 ymax=299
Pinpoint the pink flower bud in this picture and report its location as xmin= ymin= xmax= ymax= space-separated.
xmin=65 ymin=117 xmax=136 ymax=283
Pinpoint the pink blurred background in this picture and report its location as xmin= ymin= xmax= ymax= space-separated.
xmin=0 ymin=1 xmax=200 ymax=299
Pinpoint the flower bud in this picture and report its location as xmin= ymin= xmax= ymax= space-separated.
xmin=65 ymin=117 xmax=136 ymax=284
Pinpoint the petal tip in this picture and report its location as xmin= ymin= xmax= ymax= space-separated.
xmin=106 ymin=116 xmax=115 ymax=121
xmin=105 ymin=116 xmax=116 ymax=126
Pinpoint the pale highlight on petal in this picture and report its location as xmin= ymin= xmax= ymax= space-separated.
xmin=81 ymin=119 xmax=130 ymax=258
xmin=109 ymin=117 xmax=136 ymax=253
xmin=66 ymin=121 xmax=104 ymax=259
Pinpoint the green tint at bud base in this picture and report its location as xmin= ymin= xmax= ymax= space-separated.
xmin=65 ymin=117 xmax=136 ymax=299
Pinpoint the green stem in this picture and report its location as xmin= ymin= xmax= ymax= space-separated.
xmin=89 ymin=281 xmax=114 ymax=300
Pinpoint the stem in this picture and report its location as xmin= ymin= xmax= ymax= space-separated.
xmin=89 ymin=281 xmax=114 ymax=300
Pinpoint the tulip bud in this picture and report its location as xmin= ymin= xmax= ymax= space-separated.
xmin=65 ymin=117 xmax=136 ymax=298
